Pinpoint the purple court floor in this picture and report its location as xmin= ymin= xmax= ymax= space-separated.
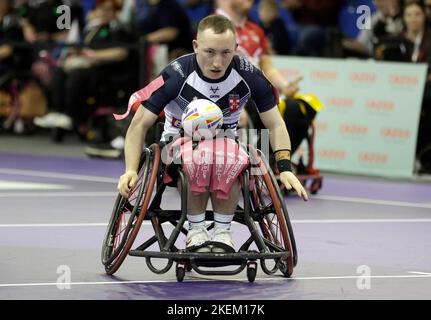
xmin=1 ymin=151 xmax=431 ymax=300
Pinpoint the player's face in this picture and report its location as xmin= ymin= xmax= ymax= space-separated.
xmin=193 ymin=28 xmax=237 ymax=80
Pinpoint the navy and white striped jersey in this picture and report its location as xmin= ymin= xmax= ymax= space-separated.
xmin=143 ymin=53 xmax=278 ymax=141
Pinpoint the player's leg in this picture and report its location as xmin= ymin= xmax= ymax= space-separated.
xmin=210 ymin=180 xmax=241 ymax=252
xmin=177 ymin=180 xmax=211 ymax=252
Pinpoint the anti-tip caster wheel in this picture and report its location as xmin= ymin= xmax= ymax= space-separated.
xmin=247 ymin=261 xmax=257 ymax=283
xmin=176 ymin=263 xmax=186 ymax=282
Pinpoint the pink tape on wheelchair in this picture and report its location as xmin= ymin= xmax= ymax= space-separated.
xmin=211 ymin=139 xmax=248 ymax=199
xmin=161 ymin=137 xmax=191 ymax=185
xmin=165 ymin=138 xmax=248 ymax=199
xmin=113 ymin=75 xmax=164 ymax=120
xmin=181 ymin=139 xmax=214 ymax=194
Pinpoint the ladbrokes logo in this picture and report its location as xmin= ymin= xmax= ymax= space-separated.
xmin=349 ymin=72 xmax=377 ymax=83
xmin=365 ymin=100 xmax=395 ymax=111
xmin=339 ymin=124 xmax=368 ymax=136
xmin=311 ymin=70 xmax=337 ymax=81
xmin=318 ymin=149 xmax=346 ymax=160
xmin=380 ymin=128 xmax=411 ymax=139
xmin=326 ymin=97 xmax=354 ymax=109
xmin=389 ymin=75 xmax=418 ymax=86
xmin=358 ymin=152 xmax=388 ymax=164
xmin=280 ymin=68 xmax=301 ymax=79
xmin=314 ymin=121 xmax=328 ymax=133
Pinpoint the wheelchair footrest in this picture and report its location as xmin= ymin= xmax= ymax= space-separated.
xmin=129 ymin=249 xmax=289 ymax=276
xmin=128 ymin=249 xmax=288 ymax=261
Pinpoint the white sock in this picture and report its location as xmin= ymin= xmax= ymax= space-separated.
xmin=214 ymin=212 xmax=234 ymax=231
xmin=187 ymin=213 xmax=205 ymax=230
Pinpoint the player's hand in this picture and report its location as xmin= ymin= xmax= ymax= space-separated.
xmin=279 ymin=171 xmax=309 ymax=201
xmin=117 ymin=171 xmax=139 ymax=198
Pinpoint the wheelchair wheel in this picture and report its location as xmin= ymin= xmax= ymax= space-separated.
xmin=249 ymin=146 xmax=297 ymax=278
xmin=101 ymin=144 xmax=160 ymax=275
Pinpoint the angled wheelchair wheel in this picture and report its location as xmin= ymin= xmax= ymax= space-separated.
xmin=101 ymin=144 xmax=160 ymax=275
xmin=248 ymin=146 xmax=298 ymax=278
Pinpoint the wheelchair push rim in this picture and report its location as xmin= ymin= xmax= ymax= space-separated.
xmin=248 ymin=145 xmax=297 ymax=277
xmin=101 ymin=144 xmax=160 ymax=275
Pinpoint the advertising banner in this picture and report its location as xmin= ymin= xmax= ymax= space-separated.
xmin=272 ymin=56 xmax=427 ymax=178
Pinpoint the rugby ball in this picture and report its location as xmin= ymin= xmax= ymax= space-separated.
xmin=181 ymin=99 xmax=223 ymax=140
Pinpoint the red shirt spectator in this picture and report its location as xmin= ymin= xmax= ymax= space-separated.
xmin=216 ymin=8 xmax=268 ymax=66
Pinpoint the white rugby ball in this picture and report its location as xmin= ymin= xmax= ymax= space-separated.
xmin=181 ymin=99 xmax=223 ymax=140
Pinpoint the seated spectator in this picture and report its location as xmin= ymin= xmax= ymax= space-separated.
xmin=19 ymin=0 xmax=68 ymax=43
xmin=135 ymin=0 xmax=193 ymax=61
xmin=342 ymin=0 xmax=404 ymax=58
xmin=34 ymin=0 xmax=135 ymax=136
xmin=258 ymin=0 xmax=291 ymax=55
xmin=401 ymin=0 xmax=431 ymax=173
xmin=1 ymin=0 xmax=40 ymax=133
xmin=0 ymin=0 xmax=31 ymax=76
xmin=178 ymin=0 xmax=214 ymax=35
xmin=378 ymin=1 xmax=431 ymax=173
xmin=282 ymin=0 xmax=342 ymax=56
xmin=424 ymin=0 xmax=431 ymax=27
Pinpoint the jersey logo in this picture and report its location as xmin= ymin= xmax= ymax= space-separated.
xmin=229 ymin=94 xmax=240 ymax=112
xmin=210 ymin=86 xmax=219 ymax=94
xmin=171 ymin=61 xmax=185 ymax=78
xmin=209 ymin=86 xmax=220 ymax=99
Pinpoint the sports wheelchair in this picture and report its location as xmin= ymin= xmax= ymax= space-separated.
xmin=101 ymin=142 xmax=298 ymax=282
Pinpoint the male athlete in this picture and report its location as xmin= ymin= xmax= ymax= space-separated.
xmin=117 ymin=14 xmax=308 ymax=253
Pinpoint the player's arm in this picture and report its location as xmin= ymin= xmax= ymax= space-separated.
xmin=259 ymin=107 xmax=309 ymax=201
xmin=118 ymin=106 xmax=158 ymax=197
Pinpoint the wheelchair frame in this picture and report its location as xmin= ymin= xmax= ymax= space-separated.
xmin=101 ymin=143 xmax=298 ymax=282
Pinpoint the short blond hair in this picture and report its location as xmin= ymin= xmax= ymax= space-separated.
xmin=197 ymin=14 xmax=236 ymax=36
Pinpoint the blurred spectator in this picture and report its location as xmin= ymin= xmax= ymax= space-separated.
xmin=258 ymin=0 xmax=291 ymax=55
xmin=342 ymin=0 xmax=403 ymax=58
xmin=178 ymin=0 xmax=214 ymax=34
xmin=378 ymin=0 xmax=431 ymax=173
xmin=19 ymin=0 xmax=69 ymax=43
xmin=216 ymin=0 xmax=303 ymax=140
xmin=216 ymin=0 xmax=301 ymax=98
xmin=425 ymin=0 xmax=431 ymax=26
xmin=135 ymin=0 xmax=193 ymax=61
xmin=116 ymin=0 xmax=135 ymax=29
xmin=82 ymin=0 xmax=194 ymax=158
xmin=282 ymin=0 xmax=342 ymax=56
xmin=0 ymin=0 xmax=30 ymax=76
xmin=402 ymin=0 xmax=431 ymax=173
xmin=1 ymin=0 xmax=48 ymax=133
xmin=34 ymin=0 xmax=134 ymax=136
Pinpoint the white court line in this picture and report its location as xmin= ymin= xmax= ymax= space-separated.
xmin=291 ymin=218 xmax=431 ymax=223
xmin=1 ymin=274 xmax=431 ymax=288
xmin=0 ymin=223 xmax=108 ymax=227
xmin=1 ymin=190 xmax=431 ymax=211
xmin=0 ymin=192 xmax=116 ymax=198
xmin=0 ymin=169 xmax=430 ymax=209
xmin=1 ymin=219 xmax=431 ymax=228
xmin=408 ymin=271 xmax=431 ymax=275
xmin=0 ymin=168 xmax=118 ymax=183
xmin=314 ymin=195 xmax=431 ymax=209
